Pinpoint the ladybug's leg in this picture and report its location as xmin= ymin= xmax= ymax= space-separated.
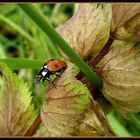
xmin=49 ymin=77 xmax=57 ymax=89
xmin=43 ymin=76 xmax=57 ymax=89
xmin=54 ymin=68 xmax=65 ymax=78
xmin=42 ymin=76 xmax=50 ymax=86
xmin=60 ymin=68 xmax=65 ymax=73
xmin=54 ymin=73 xmax=60 ymax=78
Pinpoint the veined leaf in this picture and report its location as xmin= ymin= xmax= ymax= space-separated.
xmin=0 ymin=62 xmax=38 ymax=136
xmin=115 ymin=13 xmax=140 ymax=41
xmin=111 ymin=3 xmax=140 ymax=33
xmin=40 ymin=62 xmax=113 ymax=136
xmin=57 ymin=3 xmax=112 ymax=59
xmin=33 ymin=123 xmax=49 ymax=136
xmin=99 ymin=40 xmax=140 ymax=118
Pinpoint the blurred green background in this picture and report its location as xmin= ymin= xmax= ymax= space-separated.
xmin=0 ymin=4 xmax=140 ymax=136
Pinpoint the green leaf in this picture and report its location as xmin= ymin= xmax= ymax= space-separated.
xmin=0 ymin=58 xmax=44 ymax=70
xmin=0 ymin=62 xmax=38 ymax=136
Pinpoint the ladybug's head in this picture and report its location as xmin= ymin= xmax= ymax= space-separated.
xmin=36 ymin=67 xmax=44 ymax=83
xmin=36 ymin=66 xmax=50 ymax=84
xmin=36 ymin=74 xmax=43 ymax=83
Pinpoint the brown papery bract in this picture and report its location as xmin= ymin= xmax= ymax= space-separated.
xmin=40 ymin=63 xmax=114 ymax=136
xmin=99 ymin=40 xmax=140 ymax=118
xmin=115 ymin=13 xmax=140 ymax=41
xmin=111 ymin=3 xmax=140 ymax=35
xmin=57 ymin=4 xmax=112 ymax=59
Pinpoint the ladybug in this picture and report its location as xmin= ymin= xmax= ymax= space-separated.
xmin=36 ymin=59 xmax=67 ymax=88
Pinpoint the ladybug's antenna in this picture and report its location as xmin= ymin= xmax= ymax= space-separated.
xmin=44 ymin=77 xmax=57 ymax=89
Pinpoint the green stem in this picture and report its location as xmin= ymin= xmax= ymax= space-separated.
xmin=73 ymin=3 xmax=79 ymax=14
xmin=17 ymin=4 xmax=102 ymax=88
xmin=128 ymin=115 xmax=140 ymax=132
xmin=50 ymin=4 xmax=61 ymax=23
xmin=107 ymin=111 xmax=132 ymax=137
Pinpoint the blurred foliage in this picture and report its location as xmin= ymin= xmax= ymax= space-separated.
xmin=0 ymin=3 xmax=140 ymax=136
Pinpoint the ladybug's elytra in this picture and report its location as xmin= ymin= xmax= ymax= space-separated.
xmin=36 ymin=59 xmax=67 ymax=88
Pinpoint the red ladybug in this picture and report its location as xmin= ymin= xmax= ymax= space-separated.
xmin=36 ymin=59 xmax=67 ymax=88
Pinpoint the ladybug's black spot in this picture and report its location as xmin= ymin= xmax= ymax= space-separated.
xmin=54 ymin=64 xmax=59 ymax=68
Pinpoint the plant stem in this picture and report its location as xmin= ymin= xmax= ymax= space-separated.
xmin=76 ymin=34 xmax=114 ymax=80
xmin=50 ymin=4 xmax=61 ymax=23
xmin=128 ymin=115 xmax=140 ymax=132
xmin=89 ymin=34 xmax=114 ymax=69
xmin=17 ymin=4 xmax=101 ymax=88
xmin=73 ymin=3 xmax=79 ymax=14
xmin=107 ymin=110 xmax=132 ymax=136
xmin=25 ymin=115 xmax=41 ymax=136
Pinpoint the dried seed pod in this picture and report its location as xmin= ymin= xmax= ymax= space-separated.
xmin=99 ymin=40 xmax=140 ymax=118
xmin=111 ymin=3 xmax=140 ymax=33
xmin=115 ymin=14 xmax=140 ymax=41
xmin=41 ymin=62 xmax=113 ymax=136
xmin=57 ymin=3 xmax=112 ymax=59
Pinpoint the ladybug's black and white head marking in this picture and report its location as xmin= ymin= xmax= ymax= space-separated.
xmin=36 ymin=74 xmax=42 ymax=82
xmin=36 ymin=66 xmax=50 ymax=83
